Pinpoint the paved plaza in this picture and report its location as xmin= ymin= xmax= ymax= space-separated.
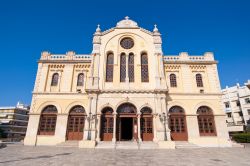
xmin=0 ymin=144 xmax=250 ymax=166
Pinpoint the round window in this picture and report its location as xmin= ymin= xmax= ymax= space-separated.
xmin=120 ymin=37 xmax=134 ymax=49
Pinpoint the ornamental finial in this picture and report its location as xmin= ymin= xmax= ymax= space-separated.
xmin=125 ymin=16 xmax=129 ymax=20
xmin=96 ymin=24 xmax=101 ymax=32
xmin=153 ymin=24 xmax=158 ymax=32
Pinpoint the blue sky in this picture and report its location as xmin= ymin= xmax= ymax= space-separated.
xmin=0 ymin=0 xmax=249 ymax=106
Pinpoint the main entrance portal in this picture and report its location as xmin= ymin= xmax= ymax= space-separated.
xmin=120 ymin=118 xmax=133 ymax=140
xmin=116 ymin=103 xmax=137 ymax=141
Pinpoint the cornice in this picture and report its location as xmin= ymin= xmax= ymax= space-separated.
xmin=168 ymin=92 xmax=222 ymax=96
xmin=38 ymin=60 xmax=91 ymax=63
xmin=164 ymin=61 xmax=218 ymax=64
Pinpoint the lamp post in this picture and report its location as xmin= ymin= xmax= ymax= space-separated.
xmin=87 ymin=112 xmax=96 ymax=140
xmin=159 ymin=112 xmax=167 ymax=141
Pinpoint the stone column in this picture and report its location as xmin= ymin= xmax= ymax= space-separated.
xmin=112 ymin=113 xmax=117 ymax=142
xmin=96 ymin=114 xmax=101 ymax=142
xmin=83 ymin=97 xmax=92 ymax=140
xmin=54 ymin=114 xmax=68 ymax=143
xmin=137 ymin=113 xmax=142 ymax=142
xmin=153 ymin=114 xmax=158 ymax=142
xmin=24 ymin=114 xmax=40 ymax=146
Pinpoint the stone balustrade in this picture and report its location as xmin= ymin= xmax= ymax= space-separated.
xmin=40 ymin=51 xmax=92 ymax=61
xmin=163 ymin=52 xmax=215 ymax=62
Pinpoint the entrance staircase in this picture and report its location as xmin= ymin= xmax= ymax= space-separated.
xmin=56 ymin=141 xmax=79 ymax=148
xmin=138 ymin=142 xmax=158 ymax=149
xmin=175 ymin=141 xmax=200 ymax=149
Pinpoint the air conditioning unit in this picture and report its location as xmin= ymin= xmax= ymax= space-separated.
xmin=200 ymin=89 xmax=204 ymax=93
xmin=77 ymin=89 xmax=82 ymax=93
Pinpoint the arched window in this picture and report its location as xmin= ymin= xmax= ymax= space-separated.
xmin=170 ymin=74 xmax=177 ymax=87
xmin=51 ymin=73 xmax=59 ymax=86
xmin=128 ymin=53 xmax=134 ymax=82
xmin=196 ymin=74 xmax=203 ymax=87
xmin=120 ymin=53 xmax=126 ymax=82
xmin=77 ymin=73 xmax=84 ymax=86
xmin=197 ymin=106 xmax=216 ymax=136
xmin=141 ymin=53 xmax=149 ymax=82
xmin=106 ymin=53 xmax=114 ymax=82
xmin=38 ymin=105 xmax=57 ymax=135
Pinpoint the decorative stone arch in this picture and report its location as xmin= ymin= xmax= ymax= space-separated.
xmin=193 ymin=102 xmax=216 ymax=115
xmin=99 ymin=103 xmax=115 ymax=114
xmin=167 ymin=101 xmax=188 ymax=114
xmin=37 ymin=101 xmax=62 ymax=114
xmin=115 ymin=99 xmax=138 ymax=112
xmin=139 ymin=104 xmax=153 ymax=113
xmin=65 ymin=101 xmax=87 ymax=114
xmin=103 ymin=32 xmax=150 ymax=53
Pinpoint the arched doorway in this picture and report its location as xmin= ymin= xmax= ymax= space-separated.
xmin=140 ymin=107 xmax=153 ymax=141
xmin=116 ymin=103 xmax=137 ymax=141
xmin=66 ymin=105 xmax=86 ymax=140
xmin=169 ymin=106 xmax=188 ymax=141
xmin=197 ymin=106 xmax=217 ymax=136
xmin=100 ymin=107 xmax=114 ymax=141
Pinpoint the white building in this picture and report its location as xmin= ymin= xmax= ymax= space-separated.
xmin=222 ymin=80 xmax=250 ymax=133
xmin=24 ymin=17 xmax=231 ymax=148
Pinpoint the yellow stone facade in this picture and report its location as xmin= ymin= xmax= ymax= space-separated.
xmin=24 ymin=17 xmax=231 ymax=148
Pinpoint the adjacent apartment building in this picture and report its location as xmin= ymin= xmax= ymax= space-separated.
xmin=222 ymin=80 xmax=250 ymax=134
xmin=0 ymin=102 xmax=30 ymax=141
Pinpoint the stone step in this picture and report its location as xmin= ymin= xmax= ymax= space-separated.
xmin=56 ymin=141 xmax=79 ymax=147
xmin=175 ymin=141 xmax=200 ymax=149
xmin=139 ymin=142 xmax=158 ymax=149
xmin=115 ymin=141 xmax=139 ymax=149
xmin=95 ymin=142 xmax=116 ymax=149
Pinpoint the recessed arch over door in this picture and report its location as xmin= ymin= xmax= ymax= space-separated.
xmin=140 ymin=107 xmax=153 ymax=141
xmin=100 ymin=107 xmax=114 ymax=141
xmin=116 ymin=103 xmax=137 ymax=141
xmin=66 ymin=105 xmax=86 ymax=140
xmin=169 ymin=106 xmax=188 ymax=141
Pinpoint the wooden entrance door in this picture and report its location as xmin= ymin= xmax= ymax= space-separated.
xmin=169 ymin=115 xmax=188 ymax=141
xmin=66 ymin=106 xmax=86 ymax=140
xmin=169 ymin=106 xmax=188 ymax=141
xmin=67 ymin=115 xmax=85 ymax=140
xmin=141 ymin=116 xmax=153 ymax=141
xmin=101 ymin=115 xmax=113 ymax=141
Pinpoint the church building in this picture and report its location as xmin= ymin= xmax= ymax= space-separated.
xmin=24 ymin=17 xmax=231 ymax=148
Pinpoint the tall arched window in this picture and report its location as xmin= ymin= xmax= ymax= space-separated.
xmin=170 ymin=74 xmax=177 ymax=87
xmin=141 ymin=53 xmax=149 ymax=82
xmin=77 ymin=73 xmax=84 ymax=86
xmin=128 ymin=53 xmax=134 ymax=82
xmin=196 ymin=74 xmax=203 ymax=87
xmin=120 ymin=53 xmax=126 ymax=82
xmin=38 ymin=105 xmax=57 ymax=135
xmin=106 ymin=53 xmax=114 ymax=82
xmin=51 ymin=73 xmax=59 ymax=86
xmin=197 ymin=106 xmax=216 ymax=136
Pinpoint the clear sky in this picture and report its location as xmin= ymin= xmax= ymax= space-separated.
xmin=0 ymin=0 xmax=249 ymax=106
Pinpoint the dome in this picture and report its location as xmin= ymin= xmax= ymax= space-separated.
xmin=116 ymin=16 xmax=138 ymax=28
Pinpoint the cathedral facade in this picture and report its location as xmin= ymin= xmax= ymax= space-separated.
xmin=24 ymin=17 xmax=231 ymax=148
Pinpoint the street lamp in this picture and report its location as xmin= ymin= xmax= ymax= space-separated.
xmin=159 ymin=112 xmax=167 ymax=141
xmin=86 ymin=112 xmax=96 ymax=140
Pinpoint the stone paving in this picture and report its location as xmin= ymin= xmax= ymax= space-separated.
xmin=0 ymin=144 xmax=250 ymax=166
